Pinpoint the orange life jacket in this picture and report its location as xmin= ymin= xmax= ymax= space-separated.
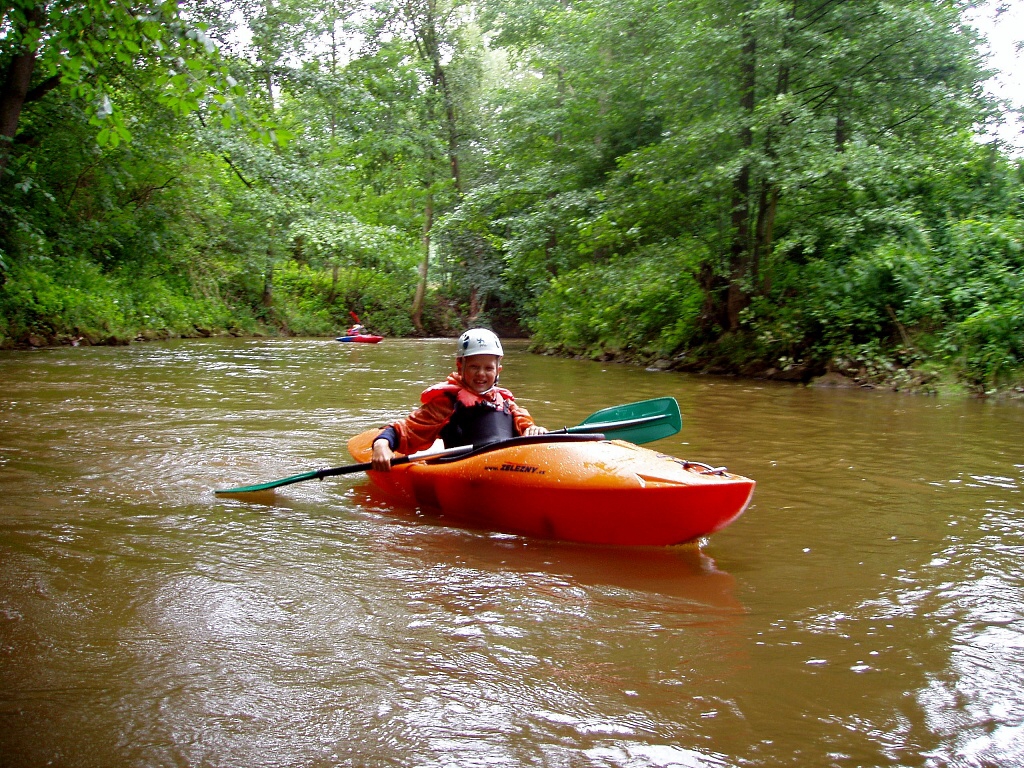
xmin=421 ymin=378 xmax=518 ymax=447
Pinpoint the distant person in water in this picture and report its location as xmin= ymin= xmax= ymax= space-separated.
xmin=371 ymin=328 xmax=548 ymax=471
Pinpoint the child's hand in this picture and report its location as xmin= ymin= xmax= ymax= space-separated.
xmin=372 ymin=439 xmax=394 ymax=471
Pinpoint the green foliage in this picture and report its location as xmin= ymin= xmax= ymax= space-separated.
xmin=0 ymin=0 xmax=249 ymax=153
xmin=471 ymin=0 xmax=1024 ymax=392
xmin=1 ymin=0 xmax=1023 ymax=400
xmin=531 ymin=243 xmax=705 ymax=359
xmin=291 ymin=215 xmax=418 ymax=272
xmin=735 ymin=208 xmax=1024 ymax=389
xmin=272 ymin=261 xmax=418 ymax=336
xmin=0 ymin=256 xmax=251 ymax=346
xmin=0 ymin=259 xmax=122 ymax=342
xmin=931 ymin=216 xmax=1024 ymax=387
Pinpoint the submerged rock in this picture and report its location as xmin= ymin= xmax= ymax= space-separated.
xmin=810 ymin=372 xmax=858 ymax=388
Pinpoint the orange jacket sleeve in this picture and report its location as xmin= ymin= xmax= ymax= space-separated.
xmin=510 ymin=401 xmax=536 ymax=435
xmin=391 ymin=397 xmax=456 ymax=454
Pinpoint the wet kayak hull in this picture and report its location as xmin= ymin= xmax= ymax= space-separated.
xmin=347 ymin=430 xmax=754 ymax=546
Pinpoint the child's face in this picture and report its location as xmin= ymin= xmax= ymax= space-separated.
xmin=459 ymin=354 xmax=502 ymax=393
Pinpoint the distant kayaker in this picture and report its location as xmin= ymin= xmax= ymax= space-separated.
xmin=371 ymin=328 xmax=548 ymax=471
xmin=347 ymin=323 xmax=367 ymax=336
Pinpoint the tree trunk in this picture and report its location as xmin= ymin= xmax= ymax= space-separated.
xmin=411 ymin=191 xmax=433 ymax=333
xmin=262 ymin=237 xmax=275 ymax=314
xmin=835 ymin=112 xmax=848 ymax=152
xmin=0 ymin=6 xmax=43 ymax=172
xmin=468 ymin=287 xmax=481 ymax=325
xmin=434 ymin=62 xmax=461 ymax=193
xmin=413 ymin=1 xmax=462 ymax=195
xmin=753 ymin=179 xmax=779 ymax=292
xmin=725 ymin=29 xmax=757 ymax=332
xmin=408 ymin=1 xmax=463 ymax=332
xmin=747 ymin=5 xmax=792 ymax=303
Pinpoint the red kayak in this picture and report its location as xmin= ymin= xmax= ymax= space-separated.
xmin=336 ymin=334 xmax=383 ymax=343
xmin=347 ymin=430 xmax=755 ymax=546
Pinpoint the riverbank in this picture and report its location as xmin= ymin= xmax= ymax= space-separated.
xmin=7 ymin=326 xmax=254 ymax=349
xmin=533 ymin=339 xmax=1024 ymax=401
xmin=9 ymin=325 xmax=1024 ymax=402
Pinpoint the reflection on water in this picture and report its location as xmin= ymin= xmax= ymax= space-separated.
xmin=347 ymin=482 xmax=742 ymax=613
xmin=2 ymin=338 xmax=1024 ymax=766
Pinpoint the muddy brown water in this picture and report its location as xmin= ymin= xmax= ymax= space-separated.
xmin=1 ymin=338 xmax=1022 ymax=767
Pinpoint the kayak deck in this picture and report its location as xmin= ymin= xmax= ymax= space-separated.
xmin=347 ymin=429 xmax=754 ymax=546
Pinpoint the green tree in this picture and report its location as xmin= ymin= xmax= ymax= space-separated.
xmin=0 ymin=0 xmax=244 ymax=171
xmin=483 ymin=0 xmax=1001 ymax=365
xmin=363 ymin=0 xmax=488 ymax=330
xmin=606 ymin=0 xmax=994 ymax=333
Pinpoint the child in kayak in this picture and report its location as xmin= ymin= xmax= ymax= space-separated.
xmin=371 ymin=328 xmax=547 ymax=471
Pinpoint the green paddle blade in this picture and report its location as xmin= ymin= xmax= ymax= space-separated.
xmin=215 ymin=469 xmax=326 ymax=494
xmin=573 ymin=396 xmax=681 ymax=444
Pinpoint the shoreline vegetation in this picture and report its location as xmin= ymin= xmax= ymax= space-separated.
xmin=3 ymin=1 xmax=1023 ymax=403
xmin=6 ymin=318 xmax=1022 ymax=401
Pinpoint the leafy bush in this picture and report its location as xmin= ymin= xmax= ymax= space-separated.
xmin=931 ymin=217 xmax=1024 ymax=387
xmin=0 ymin=255 xmax=257 ymax=346
xmin=735 ymin=213 xmax=1024 ymax=389
xmin=272 ymin=261 xmax=419 ymax=337
xmin=531 ymin=242 xmax=705 ymax=359
xmin=0 ymin=259 xmax=126 ymax=343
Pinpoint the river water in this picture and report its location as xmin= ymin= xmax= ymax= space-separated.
xmin=1 ymin=337 xmax=1023 ymax=767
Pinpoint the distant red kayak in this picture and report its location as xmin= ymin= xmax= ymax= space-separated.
xmin=335 ymin=334 xmax=383 ymax=343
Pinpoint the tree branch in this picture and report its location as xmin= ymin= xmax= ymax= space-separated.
xmin=25 ymin=73 xmax=62 ymax=104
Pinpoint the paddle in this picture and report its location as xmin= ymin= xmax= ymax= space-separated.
xmin=214 ymin=396 xmax=681 ymax=495
xmin=215 ymin=443 xmax=476 ymax=495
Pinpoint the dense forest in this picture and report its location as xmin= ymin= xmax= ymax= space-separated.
xmin=2 ymin=0 xmax=1022 ymax=395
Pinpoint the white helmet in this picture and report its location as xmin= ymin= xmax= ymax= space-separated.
xmin=456 ymin=328 xmax=503 ymax=358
